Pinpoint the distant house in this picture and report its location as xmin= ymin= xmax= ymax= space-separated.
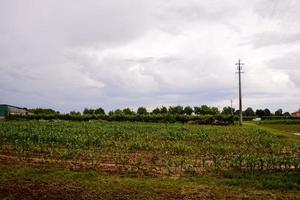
xmin=292 ymin=109 xmax=300 ymax=117
xmin=0 ymin=104 xmax=30 ymax=120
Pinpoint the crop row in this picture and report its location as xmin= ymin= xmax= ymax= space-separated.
xmin=0 ymin=121 xmax=299 ymax=176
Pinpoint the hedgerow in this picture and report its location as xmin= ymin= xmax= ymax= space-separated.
xmin=7 ymin=114 xmax=235 ymax=124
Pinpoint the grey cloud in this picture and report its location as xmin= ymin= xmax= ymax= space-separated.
xmin=250 ymin=32 xmax=300 ymax=48
xmin=268 ymin=52 xmax=300 ymax=86
xmin=0 ymin=0 xmax=299 ymax=112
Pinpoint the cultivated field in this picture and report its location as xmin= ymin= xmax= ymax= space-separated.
xmin=0 ymin=121 xmax=299 ymax=199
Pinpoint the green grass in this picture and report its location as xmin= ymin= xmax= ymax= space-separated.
xmin=0 ymin=121 xmax=299 ymax=175
xmin=0 ymin=164 xmax=299 ymax=199
xmin=258 ymin=124 xmax=300 ymax=133
xmin=0 ymin=121 xmax=300 ymax=199
xmin=250 ymin=122 xmax=300 ymax=141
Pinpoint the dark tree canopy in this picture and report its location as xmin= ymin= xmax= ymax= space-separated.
xmin=256 ymin=109 xmax=265 ymax=117
xmin=264 ymin=108 xmax=271 ymax=116
xmin=95 ymin=108 xmax=105 ymax=115
xmin=29 ymin=108 xmax=60 ymax=115
xmin=244 ymin=107 xmax=255 ymax=116
xmin=69 ymin=111 xmax=81 ymax=115
xmin=114 ymin=109 xmax=123 ymax=115
xmin=194 ymin=106 xmax=201 ymax=115
xmin=275 ymin=109 xmax=283 ymax=116
xmin=222 ymin=106 xmax=234 ymax=115
xmin=83 ymin=108 xmax=94 ymax=115
xmin=168 ymin=106 xmax=184 ymax=115
xmin=210 ymin=107 xmax=219 ymax=115
xmin=160 ymin=106 xmax=168 ymax=114
xmin=123 ymin=108 xmax=134 ymax=115
xmin=137 ymin=107 xmax=148 ymax=115
xmin=200 ymin=105 xmax=211 ymax=115
xmin=151 ymin=107 xmax=160 ymax=114
xmin=184 ymin=106 xmax=193 ymax=115
xmin=283 ymin=112 xmax=291 ymax=116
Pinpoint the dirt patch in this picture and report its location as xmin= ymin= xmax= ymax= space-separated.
xmin=0 ymin=180 xmax=207 ymax=200
xmin=0 ymin=180 xmax=95 ymax=200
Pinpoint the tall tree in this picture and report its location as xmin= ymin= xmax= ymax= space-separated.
xmin=114 ymin=109 xmax=123 ymax=115
xmin=200 ymin=105 xmax=210 ymax=115
xmin=264 ymin=108 xmax=271 ymax=116
xmin=256 ymin=109 xmax=265 ymax=117
xmin=194 ymin=106 xmax=201 ymax=115
xmin=29 ymin=108 xmax=60 ymax=115
xmin=137 ymin=107 xmax=148 ymax=115
xmin=244 ymin=107 xmax=255 ymax=116
xmin=160 ymin=106 xmax=168 ymax=114
xmin=184 ymin=106 xmax=193 ymax=115
xmin=283 ymin=112 xmax=290 ymax=116
xmin=70 ymin=111 xmax=81 ymax=115
xmin=168 ymin=106 xmax=184 ymax=115
xmin=152 ymin=107 xmax=160 ymax=114
xmin=210 ymin=107 xmax=219 ymax=115
xmin=83 ymin=108 xmax=94 ymax=115
xmin=222 ymin=106 xmax=235 ymax=115
xmin=123 ymin=108 xmax=134 ymax=115
xmin=95 ymin=107 xmax=105 ymax=115
xmin=275 ymin=109 xmax=283 ymax=116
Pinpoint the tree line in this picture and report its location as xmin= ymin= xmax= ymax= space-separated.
xmin=29 ymin=106 xmax=291 ymax=117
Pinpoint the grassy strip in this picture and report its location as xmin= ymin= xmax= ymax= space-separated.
xmin=256 ymin=120 xmax=300 ymax=124
xmin=257 ymin=124 xmax=300 ymax=133
xmin=245 ymin=122 xmax=300 ymax=141
xmin=0 ymin=164 xmax=299 ymax=200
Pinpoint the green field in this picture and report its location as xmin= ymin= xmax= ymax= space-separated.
xmin=0 ymin=121 xmax=299 ymax=199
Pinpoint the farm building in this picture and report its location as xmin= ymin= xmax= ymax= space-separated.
xmin=0 ymin=104 xmax=30 ymax=119
xmin=292 ymin=109 xmax=300 ymax=117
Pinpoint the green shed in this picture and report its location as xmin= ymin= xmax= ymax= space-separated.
xmin=0 ymin=104 xmax=29 ymax=119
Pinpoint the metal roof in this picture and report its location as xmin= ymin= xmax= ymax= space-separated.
xmin=0 ymin=104 xmax=28 ymax=110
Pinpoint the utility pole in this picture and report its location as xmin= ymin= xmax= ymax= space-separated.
xmin=230 ymin=99 xmax=233 ymax=116
xmin=236 ymin=59 xmax=244 ymax=125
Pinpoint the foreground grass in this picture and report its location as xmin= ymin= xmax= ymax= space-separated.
xmin=251 ymin=122 xmax=300 ymax=141
xmin=0 ymin=121 xmax=299 ymax=199
xmin=257 ymin=124 xmax=300 ymax=134
xmin=1 ymin=121 xmax=299 ymax=175
xmin=0 ymin=164 xmax=299 ymax=200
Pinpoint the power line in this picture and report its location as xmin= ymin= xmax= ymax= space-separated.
xmin=236 ymin=59 xmax=244 ymax=125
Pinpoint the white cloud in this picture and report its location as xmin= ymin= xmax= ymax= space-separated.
xmin=0 ymin=0 xmax=299 ymax=112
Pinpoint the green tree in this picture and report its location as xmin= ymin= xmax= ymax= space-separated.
xmin=200 ymin=105 xmax=210 ymax=115
xmin=160 ymin=106 xmax=168 ymax=114
xmin=283 ymin=112 xmax=290 ymax=116
xmin=222 ymin=106 xmax=234 ymax=115
xmin=95 ymin=107 xmax=105 ymax=115
xmin=137 ymin=107 xmax=148 ymax=115
xmin=69 ymin=111 xmax=81 ymax=115
xmin=264 ymin=108 xmax=271 ymax=116
xmin=152 ymin=107 xmax=160 ymax=114
xmin=83 ymin=108 xmax=94 ymax=115
xmin=194 ymin=106 xmax=201 ymax=115
xmin=183 ymin=106 xmax=193 ymax=115
xmin=114 ymin=109 xmax=123 ymax=115
xmin=29 ymin=108 xmax=60 ymax=115
xmin=244 ymin=107 xmax=255 ymax=116
xmin=275 ymin=109 xmax=283 ymax=116
xmin=210 ymin=107 xmax=219 ymax=115
xmin=168 ymin=106 xmax=184 ymax=115
xmin=256 ymin=109 xmax=265 ymax=117
xmin=123 ymin=108 xmax=134 ymax=115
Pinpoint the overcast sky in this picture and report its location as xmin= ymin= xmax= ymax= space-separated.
xmin=0 ymin=0 xmax=299 ymax=113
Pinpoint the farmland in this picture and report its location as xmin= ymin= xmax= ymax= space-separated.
xmin=0 ymin=121 xmax=300 ymax=199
